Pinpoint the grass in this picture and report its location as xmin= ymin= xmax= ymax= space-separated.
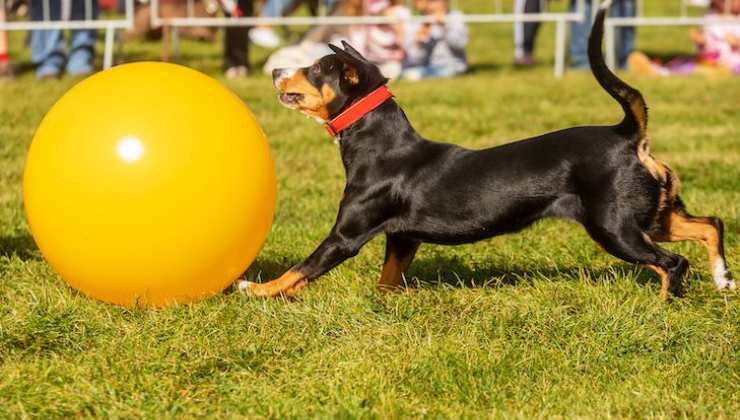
xmin=1 ymin=3 xmax=739 ymax=418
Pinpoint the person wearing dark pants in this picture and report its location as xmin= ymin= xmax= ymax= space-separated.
xmin=223 ymin=0 xmax=254 ymax=78
xmin=570 ymin=0 xmax=636 ymax=69
xmin=513 ymin=0 xmax=542 ymax=66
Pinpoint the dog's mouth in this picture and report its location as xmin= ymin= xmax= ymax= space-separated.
xmin=279 ymin=92 xmax=304 ymax=106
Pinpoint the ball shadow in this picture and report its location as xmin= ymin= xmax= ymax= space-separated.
xmin=0 ymin=234 xmax=41 ymax=261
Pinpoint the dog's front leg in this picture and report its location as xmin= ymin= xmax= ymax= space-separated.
xmin=240 ymin=232 xmax=374 ymax=298
xmin=240 ymin=200 xmax=385 ymax=298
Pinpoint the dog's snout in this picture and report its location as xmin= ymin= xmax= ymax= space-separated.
xmin=272 ymin=67 xmax=298 ymax=90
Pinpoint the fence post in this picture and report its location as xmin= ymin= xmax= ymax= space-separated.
xmin=172 ymin=27 xmax=180 ymax=60
xmin=103 ymin=24 xmax=115 ymax=69
xmin=554 ymin=18 xmax=566 ymax=79
xmin=605 ymin=21 xmax=616 ymax=70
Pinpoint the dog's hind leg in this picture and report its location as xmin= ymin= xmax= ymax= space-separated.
xmin=378 ymin=235 xmax=421 ymax=291
xmin=585 ymin=222 xmax=689 ymax=301
xmin=651 ymin=206 xmax=735 ymax=291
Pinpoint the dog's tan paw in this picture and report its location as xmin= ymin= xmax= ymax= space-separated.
xmin=236 ymin=271 xmax=308 ymax=298
xmin=237 ymin=280 xmax=257 ymax=295
xmin=237 ymin=280 xmax=278 ymax=298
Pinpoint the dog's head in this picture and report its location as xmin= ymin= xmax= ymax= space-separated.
xmin=272 ymin=41 xmax=388 ymax=123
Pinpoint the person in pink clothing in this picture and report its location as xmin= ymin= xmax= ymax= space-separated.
xmin=347 ymin=0 xmax=409 ymax=78
xmin=629 ymin=0 xmax=740 ymax=76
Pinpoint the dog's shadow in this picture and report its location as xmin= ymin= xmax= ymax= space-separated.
xmin=241 ymin=253 xmax=659 ymax=291
xmin=404 ymin=254 xmax=658 ymax=289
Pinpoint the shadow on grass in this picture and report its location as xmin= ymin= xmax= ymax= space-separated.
xmin=466 ymin=62 xmax=503 ymax=75
xmin=404 ymin=254 xmax=659 ymax=290
xmin=239 ymin=253 xmax=659 ymax=291
xmin=0 ymin=234 xmax=40 ymax=260
xmin=640 ymin=49 xmax=696 ymax=64
xmin=225 ymin=255 xmax=297 ymax=295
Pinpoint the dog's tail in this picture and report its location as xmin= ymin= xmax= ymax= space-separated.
xmin=589 ymin=0 xmax=647 ymax=138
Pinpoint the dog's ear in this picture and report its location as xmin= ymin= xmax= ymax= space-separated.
xmin=328 ymin=43 xmax=361 ymax=65
xmin=328 ymin=42 xmax=387 ymax=89
xmin=328 ymin=43 xmax=344 ymax=56
xmin=329 ymin=43 xmax=364 ymax=85
xmin=341 ymin=41 xmax=367 ymax=62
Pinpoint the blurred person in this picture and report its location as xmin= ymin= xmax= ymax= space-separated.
xmin=401 ymin=0 xmax=467 ymax=80
xmin=570 ymin=0 xmax=635 ymax=69
xmin=513 ymin=0 xmax=542 ymax=66
xmin=127 ymin=0 xmax=216 ymax=43
xmin=249 ymin=0 xmax=338 ymax=48
xmin=348 ymin=0 xmax=408 ymax=78
xmin=262 ymin=0 xmax=363 ymax=73
xmin=1 ymin=5 xmax=11 ymax=78
xmin=222 ymin=0 xmax=254 ymax=78
xmin=263 ymin=0 xmax=409 ymax=79
xmin=629 ymin=0 xmax=740 ymax=76
xmin=29 ymin=0 xmax=99 ymax=79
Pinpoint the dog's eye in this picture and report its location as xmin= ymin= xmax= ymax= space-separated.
xmin=311 ymin=66 xmax=321 ymax=76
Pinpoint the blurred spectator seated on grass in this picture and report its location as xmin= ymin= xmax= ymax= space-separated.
xmin=263 ymin=0 xmax=409 ymax=79
xmin=401 ymin=0 xmax=467 ymax=80
xmin=628 ymin=0 xmax=740 ymax=76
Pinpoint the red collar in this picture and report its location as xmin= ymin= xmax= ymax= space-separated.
xmin=325 ymin=85 xmax=394 ymax=137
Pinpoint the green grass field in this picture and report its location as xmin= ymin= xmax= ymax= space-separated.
xmin=1 ymin=3 xmax=739 ymax=418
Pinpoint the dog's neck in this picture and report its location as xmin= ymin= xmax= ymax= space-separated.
xmin=325 ymin=85 xmax=393 ymax=137
xmin=336 ymin=99 xmax=423 ymax=178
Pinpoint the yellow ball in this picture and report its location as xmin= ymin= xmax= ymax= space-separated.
xmin=23 ymin=62 xmax=276 ymax=307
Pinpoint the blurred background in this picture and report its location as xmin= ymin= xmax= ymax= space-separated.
xmin=1 ymin=0 xmax=739 ymax=80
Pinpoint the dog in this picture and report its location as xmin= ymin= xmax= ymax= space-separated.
xmin=239 ymin=1 xmax=735 ymax=300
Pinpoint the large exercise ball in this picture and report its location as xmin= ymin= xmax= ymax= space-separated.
xmin=23 ymin=62 xmax=276 ymax=307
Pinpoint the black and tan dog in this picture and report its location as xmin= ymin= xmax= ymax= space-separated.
xmin=239 ymin=2 xmax=735 ymax=300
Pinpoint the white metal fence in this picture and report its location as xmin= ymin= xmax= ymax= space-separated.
xmin=3 ymin=0 xmax=739 ymax=75
xmin=0 ymin=0 xmax=134 ymax=68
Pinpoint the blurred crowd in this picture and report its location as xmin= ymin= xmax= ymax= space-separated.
xmin=0 ymin=0 xmax=739 ymax=80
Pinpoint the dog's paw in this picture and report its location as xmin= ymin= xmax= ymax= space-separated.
xmin=237 ymin=280 xmax=256 ymax=295
xmin=236 ymin=279 xmax=280 ymax=298
xmin=722 ymin=274 xmax=736 ymax=291
xmin=713 ymin=262 xmax=735 ymax=291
